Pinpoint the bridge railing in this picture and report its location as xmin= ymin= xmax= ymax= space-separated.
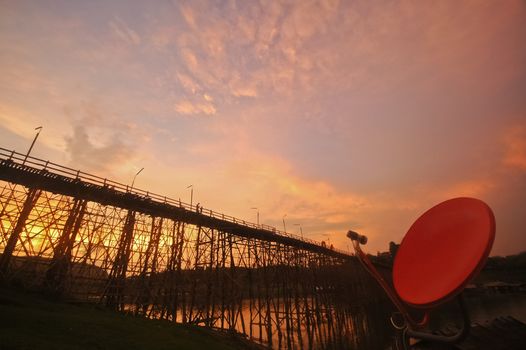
xmin=0 ymin=147 xmax=350 ymax=256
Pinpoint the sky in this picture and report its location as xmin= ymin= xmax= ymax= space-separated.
xmin=1 ymin=0 xmax=525 ymax=256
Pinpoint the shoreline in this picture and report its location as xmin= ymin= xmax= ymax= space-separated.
xmin=0 ymin=286 xmax=265 ymax=350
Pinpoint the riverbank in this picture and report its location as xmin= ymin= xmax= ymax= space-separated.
xmin=0 ymin=287 xmax=263 ymax=350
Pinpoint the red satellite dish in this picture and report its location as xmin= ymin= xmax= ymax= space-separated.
xmin=393 ymin=197 xmax=495 ymax=308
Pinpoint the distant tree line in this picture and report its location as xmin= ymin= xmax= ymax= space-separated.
xmin=484 ymin=251 xmax=526 ymax=270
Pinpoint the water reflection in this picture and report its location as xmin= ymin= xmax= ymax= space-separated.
xmin=127 ymin=296 xmax=394 ymax=350
xmin=426 ymin=293 xmax=526 ymax=339
xmin=467 ymin=293 xmax=526 ymax=323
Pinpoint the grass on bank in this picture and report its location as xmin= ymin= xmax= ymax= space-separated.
xmin=0 ymin=287 xmax=259 ymax=350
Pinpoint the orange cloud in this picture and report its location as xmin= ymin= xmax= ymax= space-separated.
xmin=503 ymin=123 xmax=526 ymax=171
xmin=174 ymin=100 xmax=216 ymax=115
xmin=0 ymin=102 xmax=69 ymax=153
xmin=179 ymin=2 xmax=197 ymax=29
xmin=176 ymin=72 xmax=201 ymax=94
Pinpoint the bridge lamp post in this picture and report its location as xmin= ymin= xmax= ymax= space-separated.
xmin=294 ymin=223 xmax=303 ymax=240
xmin=282 ymin=214 xmax=287 ymax=233
xmin=130 ymin=167 xmax=144 ymax=191
xmin=23 ymin=126 xmax=43 ymax=165
xmin=251 ymin=207 xmax=259 ymax=226
xmin=187 ymin=185 xmax=193 ymax=207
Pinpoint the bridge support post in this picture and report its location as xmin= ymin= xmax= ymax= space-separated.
xmin=263 ymin=241 xmax=273 ymax=347
xmin=44 ymin=198 xmax=87 ymax=295
xmin=0 ymin=187 xmax=41 ymax=279
xmin=105 ymin=210 xmax=136 ymax=310
xmin=206 ymin=228 xmax=216 ymax=328
xmin=188 ymin=225 xmax=202 ymax=323
xmin=160 ymin=220 xmax=185 ymax=322
xmin=135 ymin=216 xmax=163 ymax=315
xmin=174 ymin=222 xmax=187 ymax=323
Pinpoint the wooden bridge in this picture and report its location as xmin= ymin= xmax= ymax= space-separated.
xmin=0 ymin=147 xmax=390 ymax=350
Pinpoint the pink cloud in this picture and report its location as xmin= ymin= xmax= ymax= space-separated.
xmin=109 ymin=17 xmax=141 ymax=46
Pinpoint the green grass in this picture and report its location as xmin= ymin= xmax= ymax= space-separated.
xmin=0 ymin=287 xmax=257 ymax=350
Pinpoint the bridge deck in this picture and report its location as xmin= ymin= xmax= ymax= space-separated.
xmin=0 ymin=147 xmax=350 ymax=259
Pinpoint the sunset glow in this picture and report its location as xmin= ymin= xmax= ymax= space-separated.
xmin=1 ymin=0 xmax=525 ymax=255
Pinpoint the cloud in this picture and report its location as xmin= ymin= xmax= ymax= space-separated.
xmin=199 ymin=143 xmax=471 ymax=253
xmin=220 ymin=153 xmax=370 ymax=236
xmin=0 ymin=101 xmax=69 ymax=154
xmin=503 ymin=123 xmax=526 ymax=171
xmin=0 ymin=103 xmax=43 ymax=140
xmin=65 ymin=124 xmax=133 ymax=173
xmin=109 ymin=17 xmax=141 ymax=46
xmin=175 ymin=130 xmax=381 ymax=246
xmin=179 ymin=2 xmax=197 ymax=29
xmin=61 ymin=101 xmax=144 ymax=174
xmin=174 ymin=100 xmax=216 ymax=115
xmin=0 ymin=60 xmax=59 ymax=96
xmin=181 ymin=48 xmax=199 ymax=71
xmin=167 ymin=1 xmax=301 ymax=99
xmin=162 ymin=0 xmax=360 ymax=104
xmin=169 ymin=0 xmax=519 ymax=105
xmin=176 ymin=72 xmax=201 ymax=94
xmin=230 ymin=82 xmax=258 ymax=98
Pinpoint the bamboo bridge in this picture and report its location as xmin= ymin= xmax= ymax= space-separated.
xmin=0 ymin=147 xmax=390 ymax=350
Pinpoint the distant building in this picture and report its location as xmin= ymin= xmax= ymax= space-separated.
xmin=375 ymin=241 xmax=400 ymax=265
xmin=389 ymin=241 xmax=399 ymax=258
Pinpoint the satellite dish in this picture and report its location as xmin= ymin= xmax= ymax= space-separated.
xmin=393 ymin=197 xmax=495 ymax=308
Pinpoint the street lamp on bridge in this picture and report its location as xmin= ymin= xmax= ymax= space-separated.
xmin=187 ymin=184 xmax=193 ymax=207
xmin=282 ymin=214 xmax=287 ymax=233
xmin=130 ymin=167 xmax=144 ymax=191
xmin=23 ymin=126 xmax=43 ymax=165
xmin=251 ymin=207 xmax=259 ymax=226
xmin=294 ymin=223 xmax=303 ymax=240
